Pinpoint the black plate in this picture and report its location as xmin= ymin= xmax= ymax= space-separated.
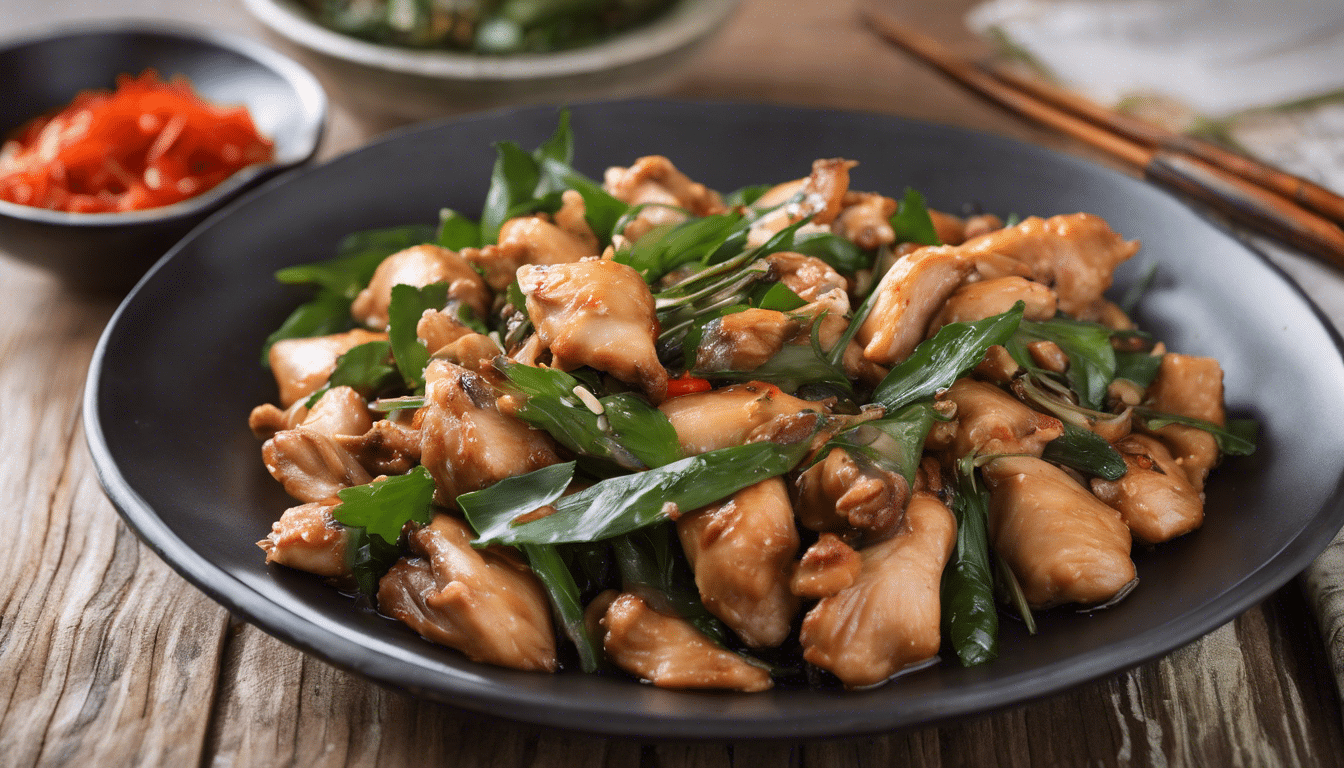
xmin=84 ymin=101 xmax=1344 ymax=739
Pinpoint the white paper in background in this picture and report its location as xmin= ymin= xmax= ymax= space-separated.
xmin=967 ymin=0 xmax=1344 ymax=191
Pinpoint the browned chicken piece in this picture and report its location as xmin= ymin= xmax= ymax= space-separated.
xmin=982 ymin=456 xmax=1135 ymax=609
xmin=833 ymin=191 xmax=897 ymax=249
xmin=1092 ymin=433 xmax=1204 ymax=544
xmin=596 ymin=592 xmax=773 ymax=692
xmin=1144 ymin=353 xmax=1226 ymax=491
xmin=928 ymin=276 xmax=1058 ymax=335
xmin=794 ymin=447 xmax=909 ymax=540
xmin=299 ymin=386 xmax=373 ymax=437
xmin=465 ymin=214 xmax=599 ymax=291
xmin=518 ymin=259 xmax=669 ymax=401
xmin=973 ymin=344 xmax=1025 ymax=385
xmin=791 ymin=533 xmax=863 ymax=599
xmin=377 ymin=514 xmax=557 ymax=672
xmin=335 ymin=419 xmax=422 ymax=476
xmin=350 ymin=244 xmax=491 ymax=330
xmin=941 ymin=379 xmax=1064 ymax=460
xmin=258 ymin=500 xmax=349 ymax=577
xmin=1027 ymin=340 xmax=1070 ymax=374
xmin=960 ymin=213 xmax=1140 ymax=317
xmin=417 ymin=308 xmax=501 ymax=376
xmin=551 ymin=189 xmax=600 ymax=254
xmin=856 ymin=246 xmax=973 ymax=365
xmin=694 ymin=308 xmax=798 ymax=372
xmin=658 ymin=382 xmax=827 ymax=455
xmin=603 ymin=155 xmax=725 ymax=241
xmin=262 ymin=428 xmax=373 ymax=503
xmin=765 ymin=251 xmax=849 ymax=301
xmin=268 ymin=328 xmax=387 ymax=408
xmin=1087 ymin=298 xmax=1137 ymax=330
xmin=677 ymin=477 xmax=800 ymax=647
xmin=248 ymin=399 xmax=309 ymax=440
xmin=928 ymin=209 xmax=969 ymax=245
xmin=800 ymin=492 xmax=956 ymax=688
xmin=748 ymin=159 xmax=856 ymax=246
xmin=417 ymin=360 xmax=560 ymax=507
xmin=963 ymin=214 xmax=1005 ymax=240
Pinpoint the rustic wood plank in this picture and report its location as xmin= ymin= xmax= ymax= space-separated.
xmin=0 ymin=262 xmax=232 ymax=768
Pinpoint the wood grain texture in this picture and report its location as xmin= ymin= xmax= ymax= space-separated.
xmin=1 ymin=0 xmax=1343 ymax=765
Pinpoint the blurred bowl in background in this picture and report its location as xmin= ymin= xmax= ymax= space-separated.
xmin=242 ymin=0 xmax=740 ymax=121
xmin=0 ymin=22 xmax=326 ymax=294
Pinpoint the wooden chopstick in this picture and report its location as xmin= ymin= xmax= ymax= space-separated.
xmin=860 ymin=7 xmax=1344 ymax=269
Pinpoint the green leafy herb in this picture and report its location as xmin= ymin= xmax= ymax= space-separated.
xmin=615 ymin=212 xmax=747 ymax=283
xmin=791 ymin=231 xmax=873 ymax=273
xmin=697 ymin=319 xmax=852 ymax=395
xmin=387 ymin=282 xmax=449 ymax=392
xmin=333 ymin=463 xmax=436 ymax=557
xmin=872 ymin=303 xmax=1025 ymax=411
xmin=1041 ymin=422 xmax=1128 ymax=480
xmin=462 ymin=428 xmax=819 ymax=546
xmin=815 ymin=403 xmax=935 ymax=486
xmin=749 ymin=281 xmax=808 ymax=312
xmin=437 ymin=209 xmax=481 ymax=250
xmin=1134 ymin=409 xmax=1258 ymax=456
xmin=1009 ymin=317 xmax=1117 ymax=410
xmin=481 ymin=141 xmax=544 ymax=244
xmin=262 ymin=290 xmax=354 ymax=365
xmin=305 ymin=340 xmax=399 ymax=407
xmin=612 ymin=523 xmax=730 ymax=644
xmin=942 ymin=459 xmax=999 ymax=666
xmin=602 ymin=393 xmax=683 ymax=469
xmin=276 ymin=225 xmax=436 ymax=297
xmin=1114 ymin=349 xmax=1163 ymax=388
xmin=520 ymin=542 xmax=603 ymax=672
xmin=346 ymin=528 xmax=403 ymax=597
xmin=723 ymin=184 xmax=773 ymax=207
xmin=538 ymin=157 xmax=629 ymax=245
xmin=1119 ymin=262 xmax=1159 ymax=315
xmin=889 ymin=188 xmax=942 ymax=246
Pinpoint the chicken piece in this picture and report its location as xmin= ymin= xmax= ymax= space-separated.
xmin=748 ymin=159 xmax=856 ymax=245
xmin=299 ymin=386 xmax=373 ymax=437
xmin=551 ymin=189 xmax=600 ymax=254
xmin=257 ymin=500 xmax=349 ymax=578
xmin=603 ymin=155 xmax=725 ymax=241
xmin=1144 ymin=353 xmax=1226 ymax=490
xmin=766 ymin=251 xmax=849 ymax=301
xmin=416 ymin=360 xmax=560 ymax=507
xmin=963 ymin=213 xmax=1005 ymax=240
xmin=377 ymin=514 xmax=556 ymax=672
xmin=941 ymin=378 xmax=1064 ymax=460
xmin=596 ymin=592 xmax=772 ymax=692
xmin=248 ymin=399 xmax=309 ymax=440
xmin=465 ymin=214 xmax=599 ymax=291
xmin=677 ymin=478 xmax=800 ymax=647
xmin=1091 ymin=434 xmax=1204 ymax=544
xmin=800 ymin=492 xmax=956 ymax=688
xmin=694 ymin=308 xmax=799 ymax=372
xmin=982 ymin=456 xmax=1135 ymax=608
xmin=335 ymin=418 xmax=422 ymax=476
xmin=928 ymin=276 xmax=1058 ymax=334
xmin=856 ymin=246 xmax=973 ymax=365
xmin=268 ymin=329 xmax=388 ymax=408
xmin=928 ymin=209 xmax=969 ymax=245
xmin=417 ymin=308 xmax=501 ymax=375
xmin=350 ymin=244 xmax=491 ymax=330
xmin=794 ymin=447 xmax=909 ymax=540
xmin=517 ymin=259 xmax=668 ymax=400
xmin=833 ymin=191 xmax=897 ymax=250
xmin=262 ymin=428 xmax=373 ymax=503
xmin=790 ymin=533 xmax=862 ymax=599
xmin=960 ymin=213 xmax=1140 ymax=316
xmin=658 ymin=382 xmax=827 ymax=455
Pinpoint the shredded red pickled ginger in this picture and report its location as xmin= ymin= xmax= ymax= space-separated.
xmin=0 ymin=70 xmax=275 ymax=213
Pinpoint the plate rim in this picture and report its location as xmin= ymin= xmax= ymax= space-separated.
xmin=83 ymin=98 xmax=1344 ymax=739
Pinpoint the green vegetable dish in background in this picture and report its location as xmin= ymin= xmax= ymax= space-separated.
xmin=251 ymin=111 xmax=1257 ymax=691
xmin=302 ymin=0 xmax=678 ymax=54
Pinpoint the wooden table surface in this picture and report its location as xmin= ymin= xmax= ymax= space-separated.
xmin=3 ymin=1 xmax=1344 ymax=765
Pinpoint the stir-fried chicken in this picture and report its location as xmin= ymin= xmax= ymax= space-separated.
xmin=351 ymin=244 xmax=491 ymax=330
xmin=748 ymin=159 xmax=856 ymax=246
xmin=416 ymin=360 xmax=560 ymax=507
xmin=940 ymin=378 xmax=1064 ymax=460
xmin=856 ymin=246 xmax=973 ymax=365
xmin=518 ymin=259 xmax=669 ymax=401
xmin=551 ymin=189 xmax=600 ymax=254
xmin=595 ymin=592 xmax=773 ymax=691
xmin=1144 ymin=353 xmax=1226 ymax=490
xmin=982 ymin=456 xmax=1135 ymax=608
xmin=800 ymin=492 xmax=956 ymax=688
xmin=794 ymin=446 xmax=909 ymax=540
xmin=791 ymin=533 xmax=862 ymax=599
xmin=694 ymin=308 xmax=798 ymax=372
xmin=465 ymin=213 xmax=599 ymax=291
xmin=603 ymin=155 xmax=725 ymax=241
xmin=1092 ymin=433 xmax=1204 ymax=544
xmin=960 ymin=213 xmax=1140 ymax=317
xmin=267 ymin=328 xmax=387 ymax=408
xmin=677 ymin=478 xmax=800 ymax=647
xmin=416 ymin=308 xmax=500 ymax=376
xmin=378 ymin=514 xmax=557 ymax=672
xmin=262 ymin=427 xmax=373 ymax=503
xmin=257 ymin=500 xmax=349 ymax=578
xmin=335 ymin=419 xmax=422 ymax=477
xmin=299 ymin=386 xmax=373 ymax=437
xmin=658 ymin=382 xmax=827 ymax=455
xmin=928 ymin=276 xmax=1058 ymax=334
xmin=833 ymin=192 xmax=897 ymax=250
xmin=248 ymin=398 xmax=309 ymax=440
xmin=765 ymin=251 xmax=849 ymax=301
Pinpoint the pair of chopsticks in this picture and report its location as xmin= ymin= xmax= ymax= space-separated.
xmin=860 ymin=7 xmax=1344 ymax=269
